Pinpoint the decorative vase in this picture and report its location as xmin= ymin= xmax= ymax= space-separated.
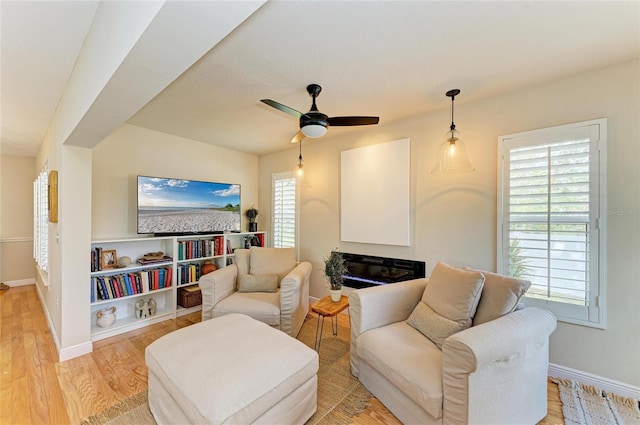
xmin=248 ymin=222 xmax=257 ymax=232
xmin=201 ymin=262 xmax=216 ymax=276
xmin=96 ymin=306 xmax=117 ymax=328
xmin=330 ymin=288 xmax=342 ymax=302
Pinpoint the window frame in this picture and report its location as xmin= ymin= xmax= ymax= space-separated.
xmin=271 ymin=171 xmax=298 ymax=254
xmin=497 ymin=118 xmax=607 ymax=329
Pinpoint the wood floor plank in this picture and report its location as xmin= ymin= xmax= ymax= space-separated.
xmin=24 ymin=329 xmax=51 ymax=424
xmin=57 ymin=353 xmax=120 ymax=423
xmin=92 ymin=339 xmax=148 ymax=399
xmin=11 ymin=375 xmax=30 ymax=424
xmin=42 ymin=362 xmax=71 ymax=425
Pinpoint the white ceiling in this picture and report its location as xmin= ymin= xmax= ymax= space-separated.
xmin=2 ymin=1 xmax=639 ymax=157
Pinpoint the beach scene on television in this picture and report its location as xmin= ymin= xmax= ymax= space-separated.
xmin=137 ymin=176 xmax=241 ymax=234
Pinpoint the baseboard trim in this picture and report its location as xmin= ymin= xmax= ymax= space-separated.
xmin=33 ymin=283 xmax=94 ymax=361
xmin=59 ymin=341 xmax=94 ymax=362
xmin=3 ymin=278 xmax=36 ymax=287
xmin=549 ymin=363 xmax=640 ymax=399
xmin=33 ymin=283 xmax=63 ymax=357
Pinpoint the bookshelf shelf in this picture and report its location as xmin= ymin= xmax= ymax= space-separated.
xmin=89 ymin=231 xmax=266 ymax=341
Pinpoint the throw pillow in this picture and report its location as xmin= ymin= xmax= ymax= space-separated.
xmin=237 ymin=274 xmax=278 ymax=293
xmin=234 ymin=249 xmax=251 ymax=275
xmin=422 ymin=261 xmax=485 ymax=328
xmin=249 ymin=247 xmax=296 ymax=281
xmin=464 ymin=267 xmax=531 ymax=326
xmin=407 ymin=302 xmax=466 ymax=349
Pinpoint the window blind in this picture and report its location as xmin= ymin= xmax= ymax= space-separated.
xmin=508 ymin=139 xmax=590 ymax=306
xmin=33 ymin=163 xmax=48 ymax=273
xmin=272 ymin=173 xmax=297 ymax=249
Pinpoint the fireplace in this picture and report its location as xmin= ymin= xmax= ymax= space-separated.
xmin=340 ymin=252 xmax=426 ymax=289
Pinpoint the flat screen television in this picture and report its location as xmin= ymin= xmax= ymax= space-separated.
xmin=137 ymin=175 xmax=241 ymax=235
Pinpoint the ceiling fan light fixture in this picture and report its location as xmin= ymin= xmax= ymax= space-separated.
xmin=301 ymin=123 xmax=327 ymax=138
xmin=431 ymin=89 xmax=475 ymax=175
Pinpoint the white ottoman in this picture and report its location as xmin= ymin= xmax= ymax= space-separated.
xmin=146 ymin=313 xmax=318 ymax=424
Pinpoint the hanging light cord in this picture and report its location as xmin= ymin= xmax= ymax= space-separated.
xmin=450 ymin=94 xmax=456 ymax=132
xmin=298 ymin=139 xmax=303 ymax=166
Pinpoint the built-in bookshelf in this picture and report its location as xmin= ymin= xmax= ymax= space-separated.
xmin=90 ymin=231 xmax=266 ymax=341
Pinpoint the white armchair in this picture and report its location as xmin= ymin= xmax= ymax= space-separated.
xmin=349 ymin=263 xmax=557 ymax=425
xmin=199 ymin=247 xmax=311 ymax=337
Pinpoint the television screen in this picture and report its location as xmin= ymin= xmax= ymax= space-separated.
xmin=137 ymin=176 xmax=241 ymax=235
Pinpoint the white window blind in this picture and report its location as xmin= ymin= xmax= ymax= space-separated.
xmin=498 ymin=119 xmax=606 ymax=328
xmin=33 ymin=163 xmax=49 ymax=274
xmin=272 ymin=172 xmax=297 ymax=249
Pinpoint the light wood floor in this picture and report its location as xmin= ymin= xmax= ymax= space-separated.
xmin=1 ymin=285 xmax=564 ymax=424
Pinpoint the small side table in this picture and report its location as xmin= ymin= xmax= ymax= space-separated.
xmin=310 ymin=295 xmax=349 ymax=352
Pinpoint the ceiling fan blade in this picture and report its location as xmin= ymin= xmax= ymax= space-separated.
xmin=327 ymin=116 xmax=380 ymax=126
xmin=260 ymin=99 xmax=304 ymax=118
xmin=290 ymin=131 xmax=304 ymax=144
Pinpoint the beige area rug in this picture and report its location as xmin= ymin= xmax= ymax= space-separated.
xmin=551 ymin=377 xmax=640 ymax=425
xmin=80 ymin=315 xmax=372 ymax=425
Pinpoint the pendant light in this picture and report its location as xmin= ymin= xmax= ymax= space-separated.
xmin=293 ymin=138 xmax=311 ymax=188
xmin=431 ymin=89 xmax=475 ymax=174
xmin=296 ymin=137 xmax=304 ymax=178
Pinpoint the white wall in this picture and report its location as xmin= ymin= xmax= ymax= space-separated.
xmin=258 ymin=59 xmax=640 ymax=387
xmin=92 ymin=124 xmax=259 ymax=239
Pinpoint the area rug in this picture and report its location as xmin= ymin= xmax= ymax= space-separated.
xmin=551 ymin=377 xmax=640 ymax=425
xmin=80 ymin=315 xmax=372 ymax=425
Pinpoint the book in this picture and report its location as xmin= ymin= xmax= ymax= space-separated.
xmin=165 ymin=267 xmax=172 ymax=287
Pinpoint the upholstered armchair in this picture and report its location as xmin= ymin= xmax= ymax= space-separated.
xmin=349 ymin=262 xmax=557 ymax=425
xmin=199 ymin=247 xmax=311 ymax=337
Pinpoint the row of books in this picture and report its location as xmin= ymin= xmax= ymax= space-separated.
xmin=91 ymin=267 xmax=172 ymax=302
xmin=91 ymin=247 xmax=109 ymax=272
xmin=177 ymin=263 xmax=204 ymax=285
xmin=176 ymin=236 xmax=227 ymax=260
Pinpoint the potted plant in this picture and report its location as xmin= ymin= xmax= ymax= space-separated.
xmin=245 ymin=206 xmax=258 ymax=232
xmin=324 ymin=250 xmax=348 ymax=302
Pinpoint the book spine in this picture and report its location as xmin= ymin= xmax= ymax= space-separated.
xmin=98 ymin=277 xmax=109 ymax=300
xmin=158 ymin=268 xmax=165 ymax=289
xmin=90 ymin=278 xmax=95 ymax=303
xmin=133 ymin=273 xmax=142 ymax=294
xmin=165 ymin=267 xmax=172 ymax=288
xmin=141 ymin=271 xmax=149 ymax=293
xmin=108 ymin=277 xmax=118 ymax=298
xmin=153 ymin=269 xmax=160 ymax=290
xmin=118 ymin=275 xmax=128 ymax=297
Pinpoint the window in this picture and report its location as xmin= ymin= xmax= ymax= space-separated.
xmin=33 ymin=162 xmax=49 ymax=274
xmin=272 ymin=172 xmax=297 ymax=250
xmin=498 ymin=119 xmax=606 ymax=328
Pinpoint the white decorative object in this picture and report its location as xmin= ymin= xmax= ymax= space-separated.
xmin=96 ymin=306 xmax=117 ymax=328
xmin=118 ymin=256 xmax=132 ymax=267
xmin=330 ymin=289 xmax=342 ymax=302
xmin=136 ymin=299 xmax=150 ymax=319
xmin=148 ymin=298 xmax=157 ymax=316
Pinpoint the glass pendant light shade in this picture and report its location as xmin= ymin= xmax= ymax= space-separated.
xmin=296 ymin=157 xmax=304 ymax=177
xmin=293 ymin=139 xmax=311 ymax=188
xmin=431 ymin=128 xmax=475 ymax=174
xmin=431 ymin=88 xmax=475 ymax=175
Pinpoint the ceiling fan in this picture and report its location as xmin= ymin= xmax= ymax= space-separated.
xmin=261 ymin=84 xmax=379 ymax=143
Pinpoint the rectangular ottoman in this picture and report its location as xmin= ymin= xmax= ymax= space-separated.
xmin=146 ymin=313 xmax=318 ymax=424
